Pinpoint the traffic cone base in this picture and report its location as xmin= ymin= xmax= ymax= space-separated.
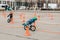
xmin=10 ymin=18 xmax=14 ymax=24
xmin=10 ymin=21 xmax=14 ymax=24
xmin=25 ymin=27 xmax=31 ymax=36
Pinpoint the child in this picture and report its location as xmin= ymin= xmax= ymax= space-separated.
xmin=7 ymin=11 xmax=13 ymax=23
xmin=23 ymin=17 xmax=37 ymax=26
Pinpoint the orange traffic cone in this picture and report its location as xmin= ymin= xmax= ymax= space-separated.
xmin=34 ymin=12 xmax=37 ymax=17
xmin=25 ymin=27 xmax=31 ymax=36
xmin=20 ymin=13 xmax=23 ymax=20
xmin=9 ymin=11 xmax=14 ymax=24
xmin=20 ymin=13 xmax=25 ymax=22
xmin=37 ymin=15 xmax=40 ymax=21
xmin=22 ymin=16 xmax=25 ymax=23
xmin=10 ymin=18 xmax=14 ymax=24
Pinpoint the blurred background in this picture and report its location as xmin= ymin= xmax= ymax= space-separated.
xmin=0 ymin=0 xmax=60 ymax=11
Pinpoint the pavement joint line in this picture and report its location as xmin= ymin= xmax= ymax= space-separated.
xmin=0 ymin=32 xmax=38 ymax=40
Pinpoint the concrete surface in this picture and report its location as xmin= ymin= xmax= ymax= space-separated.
xmin=0 ymin=10 xmax=60 ymax=40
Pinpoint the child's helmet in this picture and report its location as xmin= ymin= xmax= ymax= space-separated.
xmin=33 ymin=16 xmax=37 ymax=20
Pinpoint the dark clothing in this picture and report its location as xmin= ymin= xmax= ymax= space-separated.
xmin=7 ymin=13 xmax=13 ymax=18
xmin=7 ymin=13 xmax=13 ymax=23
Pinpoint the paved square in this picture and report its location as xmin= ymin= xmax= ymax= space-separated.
xmin=0 ymin=10 xmax=60 ymax=40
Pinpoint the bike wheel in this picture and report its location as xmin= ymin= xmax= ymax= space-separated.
xmin=29 ymin=25 xmax=36 ymax=31
xmin=7 ymin=19 xmax=11 ymax=23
